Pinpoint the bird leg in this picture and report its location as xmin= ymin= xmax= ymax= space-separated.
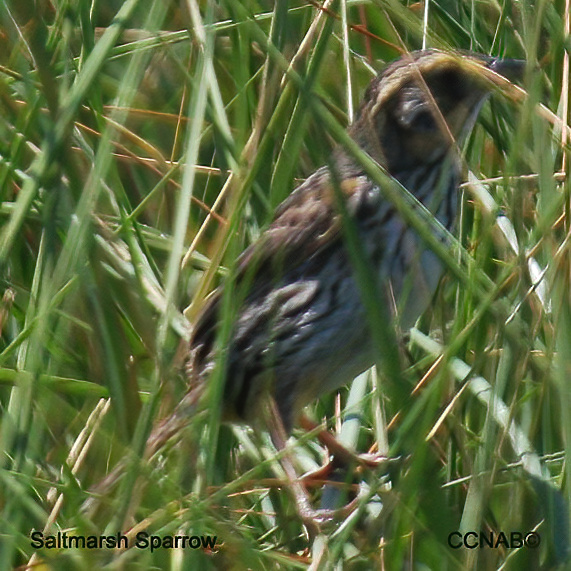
xmin=263 ymin=399 xmax=327 ymax=536
xmin=299 ymin=414 xmax=391 ymax=473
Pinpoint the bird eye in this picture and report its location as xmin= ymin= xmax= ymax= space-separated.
xmin=406 ymin=108 xmax=437 ymax=132
xmin=397 ymin=101 xmax=437 ymax=132
xmin=396 ymin=87 xmax=438 ymax=133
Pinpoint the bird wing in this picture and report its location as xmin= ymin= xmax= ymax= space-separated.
xmin=188 ymin=168 xmax=370 ymax=370
xmin=236 ymin=168 xmax=368 ymax=282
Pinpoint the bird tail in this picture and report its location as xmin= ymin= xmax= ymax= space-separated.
xmin=81 ymin=385 xmax=202 ymax=517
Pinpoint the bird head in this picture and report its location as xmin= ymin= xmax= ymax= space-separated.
xmin=349 ymin=50 xmax=524 ymax=175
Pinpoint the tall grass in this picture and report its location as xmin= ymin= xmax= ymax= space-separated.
xmin=0 ymin=0 xmax=569 ymax=569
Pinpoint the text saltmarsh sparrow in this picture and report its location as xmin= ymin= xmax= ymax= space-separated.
xmin=186 ymin=50 xmax=523 ymax=433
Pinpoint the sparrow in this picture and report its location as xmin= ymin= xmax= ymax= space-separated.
xmin=186 ymin=49 xmax=523 ymax=433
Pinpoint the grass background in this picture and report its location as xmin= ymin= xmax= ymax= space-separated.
xmin=0 ymin=0 xmax=570 ymax=569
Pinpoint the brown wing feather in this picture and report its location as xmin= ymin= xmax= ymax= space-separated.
xmin=236 ymin=168 xmax=367 ymax=280
xmin=188 ymin=169 xmax=370 ymax=380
